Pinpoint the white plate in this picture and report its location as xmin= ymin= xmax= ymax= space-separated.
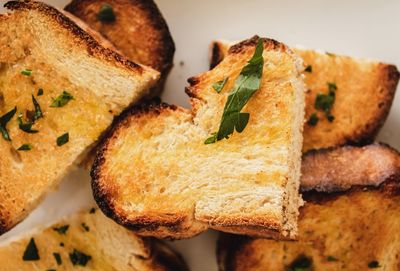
xmin=1 ymin=1 xmax=399 ymax=270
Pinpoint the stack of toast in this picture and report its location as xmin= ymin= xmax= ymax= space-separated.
xmin=0 ymin=0 xmax=399 ymax=270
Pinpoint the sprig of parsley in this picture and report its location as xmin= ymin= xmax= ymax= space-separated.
xmin=205 ymin=39 xmax=264 ymax=144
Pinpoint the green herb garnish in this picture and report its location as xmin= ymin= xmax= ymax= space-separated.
xmin=205 ymin=38 xmax=264 ymax=144
xmin=18 ymin=144 xmax=32 ymax=151
xmin=37 ymin=88 xmax=43 ymax=96
xmin=22 ymin=238 xmax=39 ymax=261
xmin=18 ymin=115 xmax=38 ymax=134
xmin=314 ymin=82 xmax=337 ymax=122
xmin=69 ymin=249 xmax=92 ymax=266
xmin=288 ymin=255 xmax=313 ymax=271
xmin=53 ymin=225 xmax=69 ymax=235
xmin=305 ymin=65 xmax=312 ymax=73
xmin=97 ymin=3 xmax=116 ymax=22
xmin=0 ymin=107 xmax=17 ymax=141
xmin=89 ymin=208 xmax=96 ymax=214
xmin=57 ymin=133 xmax=69 ymax=146
xmin=327 ymin=256 xmax=338 ymax=262
xmin=53 ymin=252 xmax=62 ymax=265
xmin=32 ymin=95 xmax=43 ymax=121
xmin=326 ymin=52 xmax=335 ymax=57
xmin=368 ymin=260 xmax=380 ymax=268
xmin=307 ymin=113 xmax=319 ymax=126
xmin=21 ymin=69 xmax=32 ymax=76
xmin=212 ymin=77 xmax=229 ymax=93
xmin=50 ymin=91 xmax=74 ymax=108
xmin=81 ymin=223 xmax=90 ymax=232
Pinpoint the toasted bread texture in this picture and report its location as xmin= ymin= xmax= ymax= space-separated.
xmin=0 ymin=208 xmax=188 ymax=271
xmin=65 ymin=0 xmax=175 ymax=94
xmin=0 ymin=1 xmax=159 ymax=235
xmin=210 ymin=41 xmax=399 ymax=152
xmin=92 ymin=36 xmax=306 ymax=240
xmin=218 ymin=143 xmax=400 ymax=271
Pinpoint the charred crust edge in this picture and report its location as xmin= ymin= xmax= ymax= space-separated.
xmin=5 ymin=0 xmax=145 ymax=73
xmin=91 ymin=99 xmax=182 ymax=235
xmin=64 ymin=0 xmax=175 ymax=76
xmin=210 ymin=41 xmax=225 ymax=69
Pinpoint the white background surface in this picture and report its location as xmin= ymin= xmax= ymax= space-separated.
xmin=1 ymin=1 xmax=400 ymax=270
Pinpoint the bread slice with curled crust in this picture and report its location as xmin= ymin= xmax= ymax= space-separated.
xmin=92 ymin=36 xmax=306 ymax=240
xmin=210 ymin=40 xmax=399 ymax=152
xmin=217 ymin=143 xmax=400 ymax=271
xmin=0 ymin=1 xmax=159 ymax=235
xmin=65 ymin=0 xmax=175 ymax=94
xmin=0 ymin=208 xmax=188 ymax=271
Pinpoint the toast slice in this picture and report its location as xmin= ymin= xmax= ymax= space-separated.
xmin=0 ymin=1 xmax=159 ymax=235
xmin=0 ymin=208 xmax=188 ymax=271
xmin=210 ymin=41 xmax=399 ymax=152
xmin=92 ymin=36 xmax=306 ymax=240
xmin=65 ymin=0 xmax=175 ymax=94
xmin=218 ymin=143 xmax=400 ymax=271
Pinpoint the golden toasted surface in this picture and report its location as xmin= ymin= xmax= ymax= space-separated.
xmin=0 ymin=209 xmax=188 ymax=271
xmin=210 ymin=41 xmax=399 ymax=152
xmin=65 ymin=0 xmax=175 ymax=87
xmin=218 ymin=144 xmax=400 ymax=271
xmin=92 ymin=37 xmax=305 ymax=239
xmin=0 ymin=1 xmax=158 ymax=234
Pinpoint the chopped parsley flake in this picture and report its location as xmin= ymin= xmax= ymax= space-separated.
xmin=22 ymin=238 xmax=40 ymax=261
xmin=97 ymin=3 xmax=116 ymax=22
xmin=57 ymin=133 xmax=69 ymax=147
xmin=21 ymin=69 xmax=32 ymax=76
xmin=18 ymin=115 xmax=38 ymax=134
xmin=81 ymin=223 xmax=90 ymax=232
xmin=307 ymin=113 xmax=319 ymax=126
xmin=53 ymin=252 xmax=62 ymax=265
xmin=0 ymin=107 xmax=17 ymax=141
xmin=50 ymin=91 xmax=74 ymax=108
xmin=32 ymin=95 xmax=43 ymax=121
xmin=53 ymin=225 xmax=69 ymax=235
xmin=368 ymin=260 xmax=380 ymax=268
xmin=314 ymin=82 xmax=337 ymax=122
xmin=18 ymin=144 xmax=32 ymax=151
xmin=37 ymin=88 xmax=43 ymax=96
xmin=327 ymin=255 xmax=338 ymax=262
xmin=304 ymin=65 xmax=312 ymax=73
xmin=212 ymin=77 xmax=229 ymax=93
xmin=69 ymin=249 xmax=92 ymax=266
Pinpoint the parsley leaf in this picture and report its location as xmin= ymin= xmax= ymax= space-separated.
xmin=212 ymin=77 xmax=229 ymax=93
xmin=0 ymin=107 xmax=17 ymax=141
xmin=32 ymin=95 xmax=43 ymax=121
xmin=288 ymin=255 xmax=313 ymax=271
xmin=18 ymin=144 xmax=32 ymax=151
xmin=21 ymin=69 xmax=32 ymax=76
xmin=53 ymin=225 xmax=69 ymax=235
xmin=327 ymin=255 xmax=338 ymax=262
xmin=314 ymin=82 xmax=337 ymax=122
xmin=18 ymin=115 xmax=38 ymax=134
xmin=305 ymin=65 xmax=312 ymax=73
xmin=205 ymin=38 xmax=264 ymax=144
xmin=368 ymin=260 xmax=380 ymax=268
xmin=50 ymin=91 xmax=74 ymax=108
xmin=57 ymin=133 xmax=69 ymax=146
xmin=307 ymin=113 xmax=319 ymax=126
xmin=81 ymin=223 xmax=90 ymax=232
xmin=69 ymin=249 xmax=92 ymax=266
xmin=22 ymin=238 xmax=40 ymax=261
xmin=53 ymin=252 xmax=62 ymax=265
xmin=37 ymin=88 xmax=43 ymax=96
xmin=97 ymin=4 xmax=116 ymax=23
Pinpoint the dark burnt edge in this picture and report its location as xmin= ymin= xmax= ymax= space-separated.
xmin=0 ymin=215 xmax=10 ymax=236
xmin=210 ymin=41 xmax=226 ymax=69
xmin=5 ymin=0 xmax=145 ymax=74
xmin=64 ymin=0 xmax=175 ymax=76
xmin=217 ymin=233 xmax=253 ymax=271
xmin=148 ymin=238 xmax=190 ymax=271
xmin=90 ymin=99 xmax=184 ymax=235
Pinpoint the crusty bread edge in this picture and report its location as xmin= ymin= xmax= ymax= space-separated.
xmin=5 ymin=0 xmax=148 ymax=74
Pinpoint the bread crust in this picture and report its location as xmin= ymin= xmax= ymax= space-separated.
xmin=92 ymin=37 xmax=305 ymax=239
xmin=5 ymin=0 xmax=146 ymax=73
xmin=65 ymin=0 xmax=175 ymax=94
xmin=217 ymin=143 xmax=400 ymax=271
